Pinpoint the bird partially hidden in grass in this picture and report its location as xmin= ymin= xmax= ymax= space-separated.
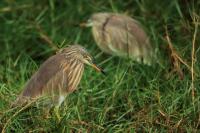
xmin=81 ymin=12 xmax=153 ymax=65
xmin=12 ymin=44 xmax=105 ymax=118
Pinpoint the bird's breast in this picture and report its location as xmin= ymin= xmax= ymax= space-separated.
xmin=66 ymin=61 xmax=84 ymax=93
xmin=92 ymin=26 xmax=113 ymax=54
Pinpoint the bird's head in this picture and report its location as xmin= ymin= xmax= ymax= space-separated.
xmin=80 ymin=13 xmax=111 ymax=27
xmin=59 ymin=45 xmax=105 ymax=75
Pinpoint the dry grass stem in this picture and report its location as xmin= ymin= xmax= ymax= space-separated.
xmin=165 ymin=27 xmax=189 ymax=80
xmin=1 ymin=100 xmax=37 ymax=133
xmin=35 ymin=24 xmax=58 ymax=51
xmin=190 ymin=13 xmax=199 ymax=102
xmin=0 ymin=4 xmax=32 ymax=13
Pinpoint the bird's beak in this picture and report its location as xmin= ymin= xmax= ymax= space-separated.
xmin=91 ymin=63 xmax=105 ymax=75
xmin=79 ymin=20 xmax=93 ymax=27
xmin=79 ymin=22 xmax=87 ymax=27
xmin=86 ymin=60 xmax=105 ymax=75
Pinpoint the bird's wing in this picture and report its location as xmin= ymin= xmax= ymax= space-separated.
xmin=104 ymin=15 xmax=143 ymax=60
xmin=108 ymin=14 xmax=150 ymax=44
xmin=19 ymin=54 xmax=68 ymax=99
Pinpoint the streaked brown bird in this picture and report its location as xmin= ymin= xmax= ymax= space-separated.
xmin=82 ymin=12 xmax=153 ymax=65
xmin=14 ymin=44 xmax=104 ymax=108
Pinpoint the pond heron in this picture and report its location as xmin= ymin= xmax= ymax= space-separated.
xmin=14 ymin=45 xmax=104 ymax=108
xmin=81 ymin=12 xmax=153 ymax=65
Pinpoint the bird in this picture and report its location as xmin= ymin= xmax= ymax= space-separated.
xmin=13 ymin=44 xmax=104 ymax=108
xmin=81 ymin=12 xmax=153 ymax=65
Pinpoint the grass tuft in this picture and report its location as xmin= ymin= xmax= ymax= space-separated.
xmin=0 ymin=0 xmax=200 ymax=132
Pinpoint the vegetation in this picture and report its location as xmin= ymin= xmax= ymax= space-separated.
xmin=0 ymin=0 xmax=199 ymax=132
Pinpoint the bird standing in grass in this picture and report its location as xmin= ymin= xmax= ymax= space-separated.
xmin=81 ymin=12 xmax=153 ymax=65
xmin=13 ymin=45 xmax=104 ymax=108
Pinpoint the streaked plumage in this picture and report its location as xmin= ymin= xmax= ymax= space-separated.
xmin=14 ymin=45 xmax=104 ymax=107
xmin=85 ymin=12 xmax=153 ymax=65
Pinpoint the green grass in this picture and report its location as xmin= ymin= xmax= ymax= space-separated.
xmin=0 ymin=0 xmax=200 ymax=132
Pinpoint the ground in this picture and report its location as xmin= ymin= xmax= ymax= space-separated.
xmin=0 ymin=0 xmax=200 ymax=132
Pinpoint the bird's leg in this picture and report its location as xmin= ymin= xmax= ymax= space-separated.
xmin=41 ymin=99 xmax=53 ymax=119
xmin=43 ymin=107 xmax=51 ymax=119
xmin=54 ymin=105 xmax=61 ymax=121
xmin=53 ymin=95 xmax=65 ymax=121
